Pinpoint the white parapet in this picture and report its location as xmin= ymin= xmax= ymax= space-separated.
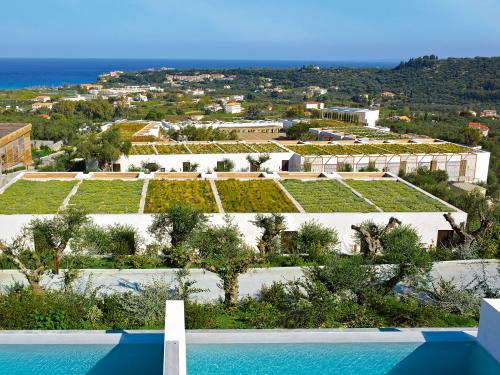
xmin=477 ymin=298 xmax=500 ymax=362
xmin=163 ymin=300 xmax=187 ymax=375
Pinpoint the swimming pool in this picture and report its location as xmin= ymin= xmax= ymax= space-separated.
xmin=0 ymin=341 xmax=497 ymax=374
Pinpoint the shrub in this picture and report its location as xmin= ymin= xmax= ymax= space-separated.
xmin=292 ymin=221 xmax=339 ymax=260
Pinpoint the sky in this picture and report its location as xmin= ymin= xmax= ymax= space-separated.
xmin=1 ymin=0 xmax=499 ymax=60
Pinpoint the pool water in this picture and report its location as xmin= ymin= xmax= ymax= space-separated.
xmin=0 ymin=342 xmax=498 ymax=374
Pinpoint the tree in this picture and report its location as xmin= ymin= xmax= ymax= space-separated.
xmin=244 ymin=105 xmax=262 ymax=120
xmin=463 ymin=127 xmax=482 ymax=146
xmin=27 ymin=207 xmax=89 ymax=274
xmin=190 ymin=217 xmax=257 ymax=307
xmin=75 ymin=128 xmax=131 ymax=171
xmin=351 ymin=217 xmax=401 ymax=257
xmin=214 ymin=158 xmax=235 ymax=172
xmin=148 ymin=203 xmax=207 ymax=249
xmin=252 ymin=213 xmax=286 ymax=256
xmin=246 ymin=154 xmax=270 ymax=172
xmin=293 ymin=221 xmax=339 ymax=260
xmin=378 ymin=225 xmax=431 ymax=295
xmin=0 ymin=236 xmax=51 ymax=294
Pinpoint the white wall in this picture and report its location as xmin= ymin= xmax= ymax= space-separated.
xmin=120 ymin=152 xmax=294 ymax=173
xmin=478 ymin=299 xmax=500 ymax=362
xmin=474 ymin=151 xmax=491 ymax=183
xmin=0 ymin=211 xmax=467 ymax=253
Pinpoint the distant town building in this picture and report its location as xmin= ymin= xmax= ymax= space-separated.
xmin=134 ymin=94 xmax=148 ymax=102
xmin=468 ymin=122 xmax=490 ymax=137
xmin=204 ymin=104 xmax=223 ymax=112
xmin=32 ymin=102 xmax=55 ymax=111
xmin=322 ymin=107 xmax=380 ymax=127
xmin=480 ymin=109 xmax=497 ymax=118
xmin=304 ymin=102 xmax=325 ymax=110
xmin=381 ymin=91 xmax=395 ymax=98
xmin=33 ymin=96 xmax=51 ymax=103
xmin=224 ymin=102 xmax=242 ymax=114
xmin=0 ymin=123 xmax=32 ymax=172
xmin=305 ymin=86 xmax=327 ymax=97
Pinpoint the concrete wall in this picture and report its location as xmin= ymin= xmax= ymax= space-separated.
xmin=475 ymin=151 xmax=491 ymax=183
xmin=0 ymin=211 xmax=467 ymax=253
xmin=478 ymin=299 xmax=500 ymax=362
xmin=119 ymin=152 xmax=294 ymax=173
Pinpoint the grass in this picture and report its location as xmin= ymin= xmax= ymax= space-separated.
xmin=217 ymin=143 xmax=255 ymax=153
xmin=248 ymin=143 xmax=286 ymax=153
xmin=129 ymin=145 xmax=156 ymax=155
xmin=216 ymin=179 xmax=298 ymax=213
xmin=344 ymin=180 xmax=452 ymax=212
xmin=110 ymin=122 xmax=147 ymax=141
xmin=186 ymin=143 xmax=224 ymax=154
xmin=144 ymin=180 xmax=218 ymax=213
xmin=0 ymin=180 xmax=77 ymax=214
xmin=281 ymin=179 xmax=377 ymax=212
xmin=155 ymin=144 xmax=190 ymax=154
xmin=69 ymin=180 xmax=144 ymax=213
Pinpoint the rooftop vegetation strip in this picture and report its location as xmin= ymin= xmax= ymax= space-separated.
xmin=0 ymin=180 xmax=77 ymax=214
xmin=110 ymin=122 xmax=147 ymax=142
xmin=68 ymin=180 xmax=144 ymax=214
xmin=217 ymin=143 xmax=256 ymax=153
xmin=215 ymin=179 xmax=299 ymax=213
xmin=344 ymin=180 xmax=452 ymax=212
xmin=186 ymin=143 xmax=226 ymax=154
xmin=129 ymin=145 xmax=157 ymax=155
xmin=281 ymin=179 xmax=378 ymax=213
xmin=155 ymin=144 xmax=190 ymax=154
xmin=248 ymin=143 xmax=287 ymax=153
xmin=144 ymin=180 xmax=219 ymax=213
xmin=432 ymin=143 xmax=471 ymax=153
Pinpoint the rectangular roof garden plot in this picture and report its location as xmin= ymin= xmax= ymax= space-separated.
xmin=185 ymin=143 xmax=223 ymax=154
xmin=155 ymin=144 xmax=190 ymax=155
xmin=215 ymin=179 xmax=299 ymax=213
xmin=129 ymin=145 xmax=156 ymax=155
xmin=248 ymin=143 xmax=286 ymax=153
xmin=69 ymin=180 xmax=144 ymax=214
xmin=217 ymin=143 xmax=255 ymax=153
xmin=281 ymin=179 xmax=377 ymax=212
xmin=144 ymin=180 xmax=218 ymax=213
xmin=344 ymin=180 xmax=452 ymax=212
xmin=0 ymin=180 xmax=77 ymax=214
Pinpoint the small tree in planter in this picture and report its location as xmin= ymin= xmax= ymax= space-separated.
xmin=190 ymin=217 xmax=258 ymax=307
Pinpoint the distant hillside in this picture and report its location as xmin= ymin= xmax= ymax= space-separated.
xmin=109 ymin=56 xmax=500 ymax=110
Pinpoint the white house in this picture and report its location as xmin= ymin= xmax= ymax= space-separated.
xmin=322 ymin=107 xmax=380 ymax=127
xmin=224 ymin=102 xmax=242 ymax=114
xmin=304 ymin=102 xmax=325 ymax=110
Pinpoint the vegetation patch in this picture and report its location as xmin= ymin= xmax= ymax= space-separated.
xmin=144 ymin=180 xmax=218 ymax=213
xmin=69 ymin=180 xmax=143 ymax=213
xmin=248 ymin=143 xmax=286 ymax=153
xmin=110 ymin=122 xmax=147 ymax=141
xmin=186 ymin=143 xmax=223 ymax=154
xmin=155 ymin=144 xmax=190 ymax=154
xmin=0 ymin=180 xmax=77 ymax=214
xmin=217 ymin=143 xmax=255 ymax=153
xmin=345 ymin=180 xmax=451 ymax=212
xmin=216 ymin=179 xmax=298 ymax=212
xmin=282 ymin=179 xmax=377 ymax=212
xmin=129 ymin=145 xmax=156 ymax=155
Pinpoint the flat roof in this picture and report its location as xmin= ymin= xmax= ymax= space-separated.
xmin=0 ymin=123 xmax=31 ymax=139
xmin=325 ymin=107 xmax=379 ymax=113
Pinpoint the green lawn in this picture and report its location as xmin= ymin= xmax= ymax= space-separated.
xmin=216 ymin=179 xmax=298 ymax=213
xmin=281 ymin=179 xmax=377 ymax=212
xmin=0 ymin=180 xmax=77 ymax=214
xmin=69 ymin=180 xmax=144 ymax=213
xmin=144 ymin=180 xmax=218 ymax=213
xmin=344 ymin=180 xmax=452 ymax=212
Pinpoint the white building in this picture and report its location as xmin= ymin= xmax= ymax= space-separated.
xmin=224 ymin=102 xmax=242 ymax=114
xmin=32 ymin=96 xmax=51 ymax=103
xmin=134 ymin=94 xmax=148 ymax=102
xmin=322 ymin=107 xmax=380 ymax=127
xmin=304 ymin=102 xmax=325 ymax=110
xmin=31 ymin=102 xmax=54 ymax=111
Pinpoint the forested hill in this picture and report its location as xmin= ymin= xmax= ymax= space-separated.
xmin=110 ymin=56 xmax=500 ymax=109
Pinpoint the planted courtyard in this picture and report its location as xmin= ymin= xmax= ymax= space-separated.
xmin=144 ymin=180 xmax=218 ymax=213
xmin=344 ymin=180 xmax=451 ymax=212
xmin=69 ymin=180 xmax=144 ymax=213
xmin=0 ymin=180 xmax=77 ymax=214
xmin=215 ymin=179 xmax=298 ymax=213
xmin=281 ymin=179 xmax=377 ymax=212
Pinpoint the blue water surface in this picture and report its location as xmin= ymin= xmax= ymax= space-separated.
xmin=0 ymin=342 xmax=497 ymax=375
xmin=0 ymin=58 xmax=398 ymax=89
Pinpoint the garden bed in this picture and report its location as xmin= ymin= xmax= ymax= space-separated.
xmin=344 ymin=180 xmax=452 ymax=212
xmin=129 ymin=145 xmax=156 ymax=155
xmin=111 ymin=122 xmax=147 ymax=141
xmin=248 ymin=143 xmax=287 ymax=153
xmin=217 ymin=143 xmax=255 ymax=153
xmin=0 ymin=180 xmax=77 ymax=214
xmin=281 ymin=179 xmax=377 ymax=212
xmin=186 ymin=143 xmax=224 ymax=154
xmin=155 ymin=144 xmax=190 ymax=154
xmin=215 ymin=179 xmax=298 ymax=213
xmin=144 ymin=180 xmax=218 ymax=213
xmin=69 ymin=180 xmax=144 ymax=213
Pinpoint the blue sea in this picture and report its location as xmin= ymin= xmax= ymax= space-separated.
xmin=0 ymin=58 xmax=398 ymax=89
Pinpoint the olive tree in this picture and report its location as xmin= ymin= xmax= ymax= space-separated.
xmin=293 ymin=221 xmax=339 ymax=260
xmin=251 ymin=213 xmax=286 ymax=257
xmin=351 ymin=217 xmax=401 ymax=257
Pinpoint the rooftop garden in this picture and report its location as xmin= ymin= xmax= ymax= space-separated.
xmin=69 ymin=180 xmax=144 ymax=214
xmin=344 ymin=180 xmax=451 ymax=212
xmin=129 ymin=145 xmax=156 ymax=155
xmin=248 ymin=143 xmax=287 ymax=153
xmin=217 ymin=143 xmax=255 ymax=153
xmin=155 ymin=144 xmax=190 ymax=154
xmin=432 ymin=143 xmax=471 ymax=153
xmin=215 ymin=179 xmax=298 ymax=213
xmin=144 ymin=180 xmax=218 ymax=213
xmin=186 ymin=143 xmax=223 ymax=154
xmin=0 ymin=180 xmax=76 ymax=214
xmin=281 ymin=179 xmax=377 ymax=212
xmin=110 ymin=122 xmax=147 ymax=142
